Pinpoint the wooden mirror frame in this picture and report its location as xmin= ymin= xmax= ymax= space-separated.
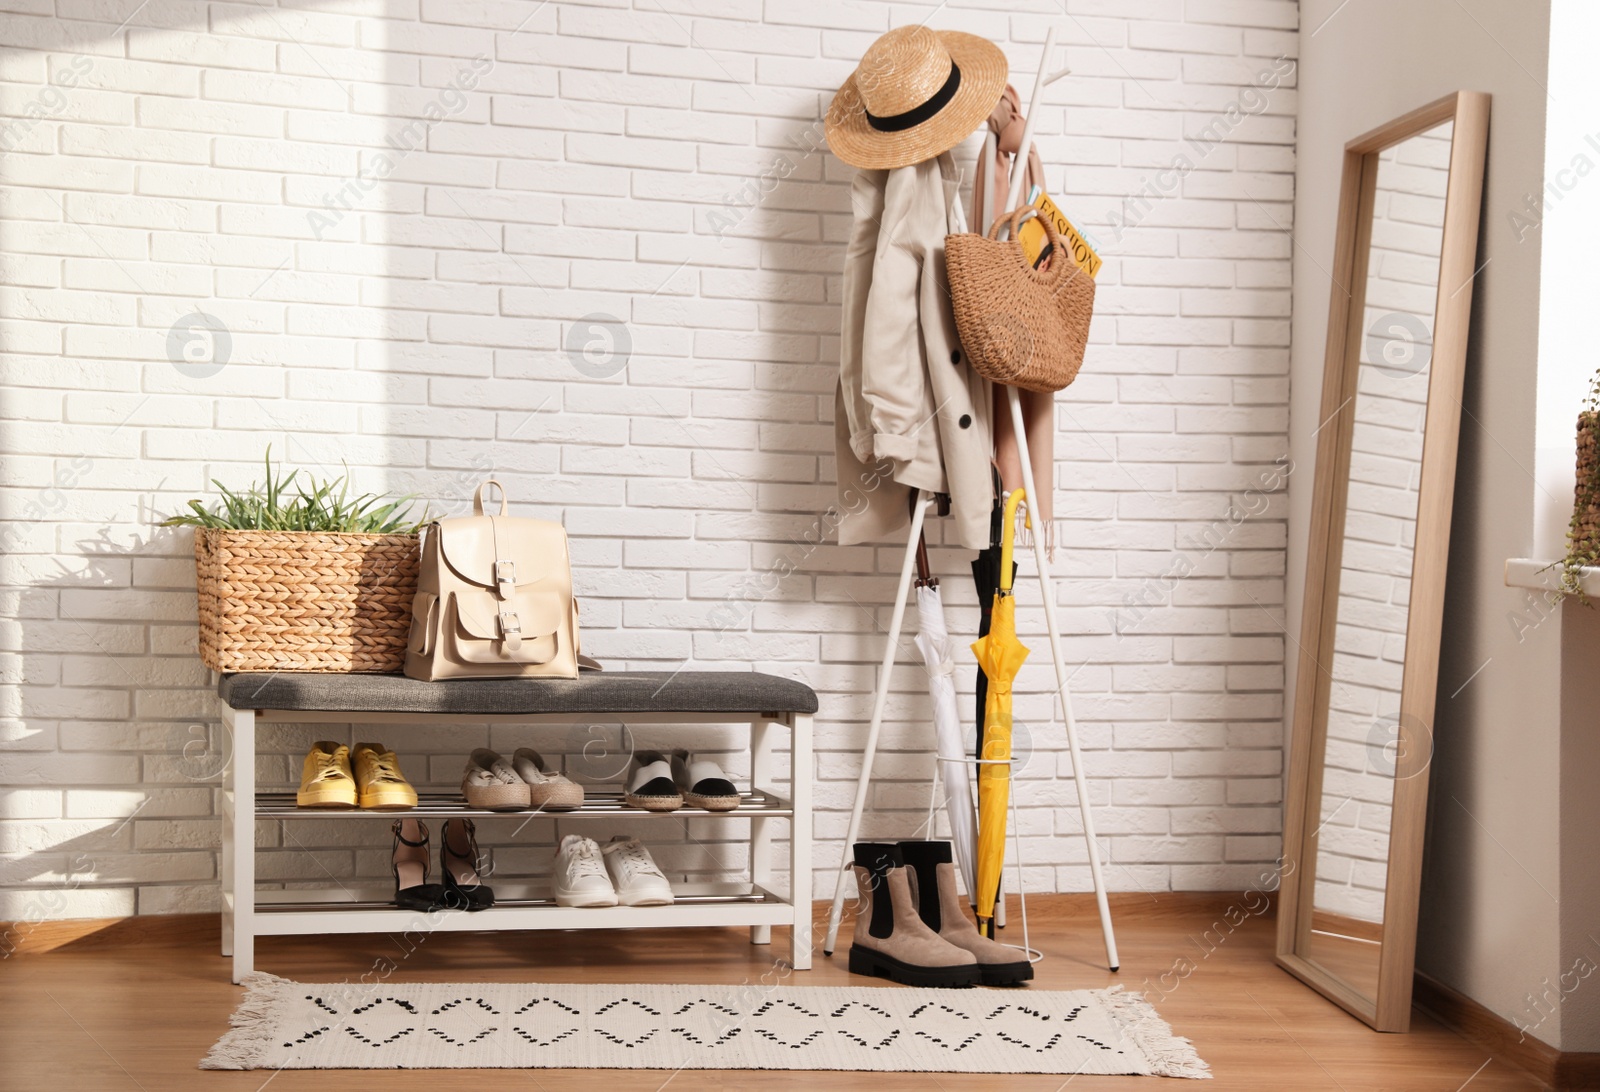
xmin=1276 ymin=91 xmax=1490 ymax=1033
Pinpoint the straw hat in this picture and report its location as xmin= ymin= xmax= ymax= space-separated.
xmin=826 ymin=26 xmax=1009 ymax=171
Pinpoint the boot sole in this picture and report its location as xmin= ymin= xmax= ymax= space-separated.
xmin=977 ymin=960 xmax=1035 ymax=986
xmin=848 ymin=945 xmax=980 ymax=988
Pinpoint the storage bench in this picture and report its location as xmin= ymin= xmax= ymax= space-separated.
xmin=217 ymin=670 xmax=816 ymax=983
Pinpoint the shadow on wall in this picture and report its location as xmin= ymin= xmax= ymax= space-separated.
xmin=1 ymin=530 xmax=219 ymax=927
xmin=0 ymin=3 xmax=858 ymax=920
xmin=1417 ymin=188 xmax=1493 ymax=1000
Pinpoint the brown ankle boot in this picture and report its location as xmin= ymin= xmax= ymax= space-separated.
xmin=847 ymin=843 xmax=980 ymax=988
xmin=899 ymin=840 xmax=1034 ymax=985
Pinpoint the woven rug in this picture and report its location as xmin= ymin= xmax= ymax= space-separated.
xmin=202 ymin=973 xmax=1209 ymax=1076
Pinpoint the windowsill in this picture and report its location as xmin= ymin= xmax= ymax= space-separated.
xmin=1503 ymin=557 xmax=1600 ymax=596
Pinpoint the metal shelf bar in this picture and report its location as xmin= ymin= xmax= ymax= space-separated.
xmin=255 ymin=789 xmax=791 ymax=820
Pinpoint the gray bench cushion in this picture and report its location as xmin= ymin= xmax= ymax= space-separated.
xmin=217 ymin=671 xmax=819 ymax=716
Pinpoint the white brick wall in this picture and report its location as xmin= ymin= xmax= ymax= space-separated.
xmin=0 ymin=0 xmax=1297 ymax=921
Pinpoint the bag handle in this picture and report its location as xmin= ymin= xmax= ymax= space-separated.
xmin=472 ymin=479 xmax=509 ymax=517
xmin=987 ymin=205 xmax=1072 ymax=292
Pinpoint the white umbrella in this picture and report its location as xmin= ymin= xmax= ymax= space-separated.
xmin=914 ymin=581 xmax=978 ymax=897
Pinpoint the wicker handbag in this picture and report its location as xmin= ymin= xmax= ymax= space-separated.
xmin=945 ymin=206 xmax=1095 ymax=393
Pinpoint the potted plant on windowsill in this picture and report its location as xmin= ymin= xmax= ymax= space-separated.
xmin=163 ymin=449 xmax=428 ymax=674
xmin=1555 ymin=371 xmax=1600 ymax=604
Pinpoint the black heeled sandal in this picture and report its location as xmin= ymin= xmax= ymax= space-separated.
xmin=441 ymin=818 xmax=495 ymax=911
xmin=391 ymin=819 xmax=447 ymax=911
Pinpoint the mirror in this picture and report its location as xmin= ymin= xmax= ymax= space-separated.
xmin=1308 ymin=118 xmax=1453 ymax=1002
xmin=1278 ymin=93 xmax=1490 ymax=1033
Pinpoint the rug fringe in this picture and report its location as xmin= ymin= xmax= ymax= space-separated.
xmin=200 ymin=971 xmax=292 ymax=1070
xmin=1101 ymin=986 xmax=1212 ymax=1080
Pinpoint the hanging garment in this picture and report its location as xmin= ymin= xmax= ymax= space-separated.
xmin=836 ymin=152 xmax=993 ymax=551
xmin=971 ymin=84 xmax=1044 ymax=230
xmin=993 ymin=388 xmax=1056 ymax=553
xmin=971 ymin=84 xmax=1056 ymax=553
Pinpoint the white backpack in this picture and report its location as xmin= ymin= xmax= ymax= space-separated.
xmin=404 ymin=481 xmax=586 ymax=681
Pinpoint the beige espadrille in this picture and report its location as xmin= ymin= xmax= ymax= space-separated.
xmin=461 ymin=748 xmax=531 ymax=811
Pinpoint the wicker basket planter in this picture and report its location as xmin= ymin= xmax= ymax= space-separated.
xmin=1574 ymin=410 xmax=1600 ymax=562
xmin=193 ymin=528 xmax=421 ymax=674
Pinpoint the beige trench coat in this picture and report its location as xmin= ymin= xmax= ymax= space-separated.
xmin=835 ymin=152 xmax=994 ymax=550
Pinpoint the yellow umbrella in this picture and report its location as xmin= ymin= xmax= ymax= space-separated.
xmin=969 ymin=488 xmax=1031 ymax=936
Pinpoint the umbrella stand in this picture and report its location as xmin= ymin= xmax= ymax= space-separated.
xmin=926 ymin=752 xmax=1041 ymax=961
xmin=974 ymin=753 xmax=1041 ymax=962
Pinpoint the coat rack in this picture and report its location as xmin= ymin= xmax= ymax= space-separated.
xmin=822 ymin=28 xmax=1119 ymax=972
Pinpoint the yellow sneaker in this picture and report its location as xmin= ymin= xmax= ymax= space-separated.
xmin=353 ymin=742 xmax=418 ymax=810
xmin=297 ymin=741 xmax=357 ymax=808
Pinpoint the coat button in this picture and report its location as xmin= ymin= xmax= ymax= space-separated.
xmin=950 ymin=350 xmax=961 ymax=364
xmin=959 ymin=414 xmax=972 ymax=429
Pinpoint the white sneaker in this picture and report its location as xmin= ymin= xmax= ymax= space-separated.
xmin=601 ymin=836 xmax=674 ymax=907
xmin=553 ymin=834 xmax=616 ymax=908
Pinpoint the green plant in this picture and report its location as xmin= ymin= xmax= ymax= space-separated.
xmin=1556 ymin=370 xmax=1600 ymax=604
xmin=161 ymin=448 xmax=428 ymax=534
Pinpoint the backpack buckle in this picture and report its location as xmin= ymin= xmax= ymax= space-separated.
xmin=498 ymin=610 xmax=522 ymax=652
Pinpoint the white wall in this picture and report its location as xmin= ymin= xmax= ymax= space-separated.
xmin=1291 ymin=0 xmax=1576 ymax=1050
xmin=1533 ymin=0 xmax=1600 ymax=559
xmin=1544 ymin=0 xmax=1600 ymax=1054
xmin=0 ymin=0 xmax=1298 ymax=925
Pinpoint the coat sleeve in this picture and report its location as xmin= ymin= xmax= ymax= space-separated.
xmin=858 ymin=162 xmax=935 ymax=465
xmin=839 ymin=170 xmax=886 ymax=463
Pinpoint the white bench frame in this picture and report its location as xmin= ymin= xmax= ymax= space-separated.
xmin=219 ymin=702 xmax=813 ymax=984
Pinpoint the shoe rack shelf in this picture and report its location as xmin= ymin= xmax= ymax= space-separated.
xmin=218 ymin=698 xmax=813 ymax=985
xmin=254 ymin=788 xmax=794 ymax=820
xmin=254 ymin=882 xmax=791 ymax=934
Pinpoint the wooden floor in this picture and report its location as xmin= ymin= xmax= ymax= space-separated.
xmin=0 ymin=893 xmax=1545 ymax=1091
